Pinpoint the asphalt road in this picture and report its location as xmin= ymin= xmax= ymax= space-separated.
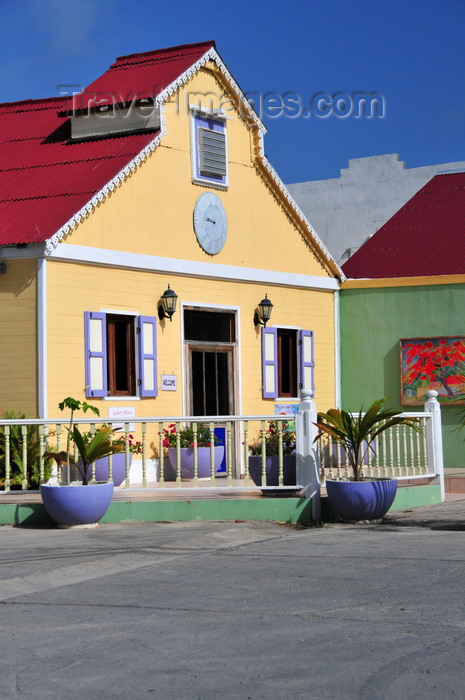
xmin=1 ymin=499 xmax=465 ymax=699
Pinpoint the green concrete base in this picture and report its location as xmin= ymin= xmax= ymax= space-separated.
xmin=101 ymin=498 xmax=314 ymax=525
xmin=0 ymin=485 xmax=442 ymax=527
xmin=0 ymin=497 xmax=314 ymax=527
xmin=391 ymin=484 xmax=442 ymax=511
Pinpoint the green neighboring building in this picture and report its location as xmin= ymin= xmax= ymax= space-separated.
xmin=341 ymin=173 xmax=465 ymax=469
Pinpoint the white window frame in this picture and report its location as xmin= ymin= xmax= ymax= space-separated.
xmin=190 ymin=108 xmax=229 ymax=189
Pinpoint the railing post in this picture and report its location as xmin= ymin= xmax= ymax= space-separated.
xmin=424 ymin=390 xmax=445 ymax=501
xmin=296 ymin=389 xmax=321 ymax=521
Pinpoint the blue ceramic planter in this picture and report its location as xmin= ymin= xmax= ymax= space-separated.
xmin=248 ymin=455 xmax=297 ymax=487
xmin=84 ymin=454 xmax=131 ymax=487
xmin=166 ymin=446 xmax=225 ymax=480
xmin=40 ymin=482 xmax=114 ymax=526
xmin=325 ymin=479 xmax=397 ymax=521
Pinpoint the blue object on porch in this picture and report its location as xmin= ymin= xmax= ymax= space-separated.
xmin=248 ymin=455 xmax=297 ymax=487
xmin=40 ymin=482 xmax=114 ymax=526
xmin=165 ymin=446 xmax=225 ymax=480
xmin=325 ymin=479 xmax=398 ymax=521
xmin=214 ymin=427 xmax=226 ymax=475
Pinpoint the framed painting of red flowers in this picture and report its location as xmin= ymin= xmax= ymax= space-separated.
xmin=400 ymin=336 xmax=465 ymax=405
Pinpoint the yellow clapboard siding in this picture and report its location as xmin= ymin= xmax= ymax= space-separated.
xmin=5 ymin=60 xmax=338 ymax=422
xmin=46 ymin=261 xmax=336 ymax=418
xmin=63 ymin=69 xmax=332 ymax=279
xmin=0 ymin=260 xmax=38 ymax=416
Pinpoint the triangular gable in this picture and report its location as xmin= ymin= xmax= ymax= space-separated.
xmin=0 ymin=41 xmax=341 ymax=279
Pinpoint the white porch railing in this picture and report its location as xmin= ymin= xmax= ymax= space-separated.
xmin=295 ymin=389 xmax=445 ymax=521
xmin=0 ymin=391 xmax=444 ymax=505
xmin=0 ymin=415 xmax=294 ymax=491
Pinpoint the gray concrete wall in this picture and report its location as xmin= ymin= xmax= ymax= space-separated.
xmin=287 ymin=154 xmax=465 ymax=265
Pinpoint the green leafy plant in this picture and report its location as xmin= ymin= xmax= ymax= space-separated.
xmin=0 ymin=410 xmax=52 ymax=489
xmin=80 ymin=426 xmax=143 ymax=454
xmin=44 ymin=397 xmax=123 ymax=486
xmin=249 ymin=419 xmax=296 ymax=456
xmin=314 ymin=396 xmax=422 ymax=482
xmin=161 ymin=423 xmax=219 ymax=449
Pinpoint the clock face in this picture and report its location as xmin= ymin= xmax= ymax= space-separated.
xmin=193 ymin=192 xmax=228 ymax=255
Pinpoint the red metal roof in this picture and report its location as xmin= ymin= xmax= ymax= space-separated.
xmin=342 ymin=172 xmax=465 ymax=279
xmin=0 ymin=41 xmax=215 ymax=245
xmin=70 ymin=41 xmax=215 ymax=113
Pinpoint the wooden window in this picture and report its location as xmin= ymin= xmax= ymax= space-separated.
xmin=84 ymin=312 xmax=157 ymax=398
xmin=107 ymin=315 xmax=136 ymax=396
xmin=261 ymin=328 xmax=314 ymax=399
xmin=277 ymin=329 xmax=297 ymax=397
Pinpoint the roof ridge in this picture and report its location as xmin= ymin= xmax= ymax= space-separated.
xmin=0 ymin=151 xmax=134 ymax=174
xmin=113 ymin=40 xmax=216 ymax=65
xmin=0 ymin=95 xmax=66 ymax=110
xmin=435 ymin=170 xmax=465 ymax=177
xmin=0 ymin=191 xmax=97 ymax=205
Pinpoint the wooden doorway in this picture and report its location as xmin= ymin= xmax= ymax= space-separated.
xmin=184 ymin=309 xmax=236 ymax=417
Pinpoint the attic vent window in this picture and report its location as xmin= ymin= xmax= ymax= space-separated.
xmin=198 ymin=128 xmax=227 ymax=178
xmin=191 ymin=111 xmax=228 ymax=189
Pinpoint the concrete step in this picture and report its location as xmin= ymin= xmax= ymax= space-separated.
xmin=445 ymin=470 xmax=465 ymax=494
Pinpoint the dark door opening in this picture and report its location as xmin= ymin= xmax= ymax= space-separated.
xmin=191 ymin=350 xmax=231 ymax=415
xmin=185 ymin=309 xmax=236 ymax=417
xmin=185 ymin=308 xmax=237 ymax=477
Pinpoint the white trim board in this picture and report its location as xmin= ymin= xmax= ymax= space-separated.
xmin=48 ymin=244 xmax=340 ymax=291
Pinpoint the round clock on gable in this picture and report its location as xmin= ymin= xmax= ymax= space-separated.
xmin=193 ymin=192 xmax=228 ymax=255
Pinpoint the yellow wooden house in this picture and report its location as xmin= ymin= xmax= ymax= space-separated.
xmin=0 ymin=41 xmax=341 ymax=444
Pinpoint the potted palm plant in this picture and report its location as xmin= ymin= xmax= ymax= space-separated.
xmin=79 ymin=427 xmax=142 ymax=486
xmin=314 ymin=396 xmax=422 ymax=521
xmin=41 ymin=397 xmax=123 ymax=526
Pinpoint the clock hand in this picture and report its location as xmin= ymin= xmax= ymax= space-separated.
xmin=206 ymin=217 xmax=216 ymax=224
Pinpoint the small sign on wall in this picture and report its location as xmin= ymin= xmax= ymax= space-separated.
xmin=274 ymin=404 xmax=298 ymax=416
xmin=274 ymin=403 xmax=298 ymax=430
xmin=161 ymin=374 xmax=177 ymax=391
xmin=108 ymin=406 xmax=136 ymax=432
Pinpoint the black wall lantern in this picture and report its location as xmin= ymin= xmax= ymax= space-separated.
xmin=158 ymin=284 xmax=178 ymax=321
xmin=254 ymin=294 xmax=273 ymax=327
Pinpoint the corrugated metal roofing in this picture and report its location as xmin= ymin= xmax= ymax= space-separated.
xmin=342 ymin=173 xmax=465 ymax=278
xmin=70 ymin=41 xmax=215 ymax=113
xmin=0 ymin=41 xmax=215 ymax=245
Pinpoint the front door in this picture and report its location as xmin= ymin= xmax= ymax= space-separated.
xmin=184 ymin=308 xmax=236 ymax=417
xmin=185 ymin=309 xmax=237 ymax=475
xmin=190 ymin=348 xmax=233 ymax=415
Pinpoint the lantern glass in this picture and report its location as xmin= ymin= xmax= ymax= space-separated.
xmin=258 ymin=295 xmax=273 ymax=323
xmin=159 ymin=284 xmax=178 ymax=321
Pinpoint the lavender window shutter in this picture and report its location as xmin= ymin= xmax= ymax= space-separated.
xmin=262 ymin=327 xmax=278 ymax=399
xmin=299 ymin=330 xmax=314 ymax=394
xmin=84 ymin=311 xmax=107 ymax=398
xmin=138 ymin=316 xmax=158 ymax=397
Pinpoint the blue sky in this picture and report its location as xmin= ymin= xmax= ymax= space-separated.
xmin=1 ymin=0 xmax=464 ymax=183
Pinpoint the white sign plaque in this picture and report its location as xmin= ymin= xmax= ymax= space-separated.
xmin=108 ymin=406 xmax=136 ymax=432
xmin=161 ymin=374 xmax=177 ymax=391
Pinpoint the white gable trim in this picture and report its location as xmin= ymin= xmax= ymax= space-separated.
xmin=45 ymin=47 xmax=265 ymax=254
xmin=48 ymin=243 xmax=340 ymax=291
xmin=157 ymin=47 xmax=266 ymax=133
xmin=255 ymin=141 xmax=344 ymax=279
xmin=43 ymin=46 xmax=343 ymax=281
xmin=45 ymin=127 xmax=166 ymax=253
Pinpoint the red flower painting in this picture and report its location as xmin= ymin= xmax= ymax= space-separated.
xmin=400 ymin=337 xmax=465 ymax=405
